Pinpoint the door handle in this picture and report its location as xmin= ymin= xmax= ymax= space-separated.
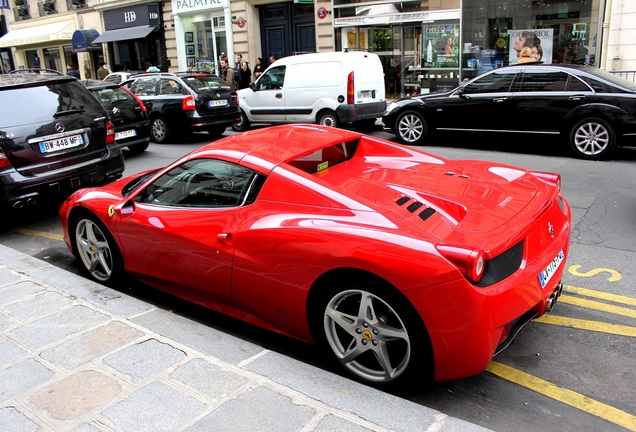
xmin=275 ymin=93 xmax=283 ymax=99
xmin=569 ymin=95 xmax=585 ymax=101
xmin=493 ymin=97 xmax=507 ymax=103
xmin=217 ymin=233 xmax=232 ymax=244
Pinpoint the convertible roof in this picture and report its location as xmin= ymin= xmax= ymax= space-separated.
xmin=192 ymin=124 xmax=364 ymax=173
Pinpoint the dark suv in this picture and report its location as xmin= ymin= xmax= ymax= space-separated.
xmin=122 ymin=72 xmax=240 ymax=143
xmin=0 ymin=71 xmax=125 ymax=213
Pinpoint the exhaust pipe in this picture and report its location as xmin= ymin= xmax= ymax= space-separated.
xmin=13 ymin=200 xmax=25 ymax=209
xmin=545 ymin=282 xmax=563 ymax=313
xmin=26 ymin=197 xmax=37 ymax=206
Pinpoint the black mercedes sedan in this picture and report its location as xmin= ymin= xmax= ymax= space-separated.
xmin=382 ymin=63 xmax=636 ymax=160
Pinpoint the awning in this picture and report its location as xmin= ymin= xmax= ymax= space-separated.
xmin=92 ymin=26 xmax=155 ymax=44
xmin=0 ymin=20 xmax=76 ymax=48
xmin=72 ymin=29 xmax=101 ymax=53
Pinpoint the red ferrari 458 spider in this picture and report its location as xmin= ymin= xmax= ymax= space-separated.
xmin=59 ymin=124 xmax=571 ymax=386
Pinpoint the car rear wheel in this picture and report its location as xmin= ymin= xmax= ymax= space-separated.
xmin=569 ymin=118 xmax=617 ymax=160
xmin=317 ymin=110 xmax=340 ymax=128
xmin=396 ymin=110 xmax=427 ymax=145
xmin=231 ymin=111 xmax=250 ymax=132
xmin=151 ymin=116 xmax=171 ymax=143
xmin=73 ymin=214 xmax=124 ymax=285
xmin=315 ymin=282 xmax=428 ymax=386
xmin=207 ymin=126 xmax=226 ymax=139
xmin=126 ymin=142 xmax=149 ymax=154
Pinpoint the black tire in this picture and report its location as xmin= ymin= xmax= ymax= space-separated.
xmin=71 ymin=213 xmax=124 ymax=286
xmin=207 ymin=126 xmax=226 ymax=139
xmin=317 ymin=110 xmax=340 ymax=128
xmin=395 ymin=110 xmax=428 ymax=146
xmin=568 ymin=117 xmax=617 ymax=160
xmin=231 ymin=111 xmax=250 ymax=132
xmin=126 ymin=142 xmax=149 ymax=154
xmin=151 ymin=116 xmax=171 ymax=143
xmin=310 ymin=278 xmax=431 ymax=387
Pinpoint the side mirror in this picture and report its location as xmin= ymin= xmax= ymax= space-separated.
xmin=249 ymin=82 xmax=256 ymax=91
xmin=457 ymin=87 xmax=470 ymax=99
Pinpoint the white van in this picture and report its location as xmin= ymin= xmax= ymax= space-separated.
xmin=232 ymin=51 xmax=386 ymax=132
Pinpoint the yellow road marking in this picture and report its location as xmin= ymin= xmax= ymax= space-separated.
xmin=568 ymin=264 xmax=622 ymax=282
xmin=11 ymin=228 xmax=64 ymax=242
xmin=559 ymin=295 xmax=636 ymax=319
xmin=487 ymin=361 xmax=636 ymax=431
xmin=534 ymin=315 xmax=636 ymax=337
xmin=563 ymin=284 xmax=636 ymax=307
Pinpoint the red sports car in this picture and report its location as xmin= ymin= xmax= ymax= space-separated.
xmin=59 ymin=124 xmax=571 ymax=386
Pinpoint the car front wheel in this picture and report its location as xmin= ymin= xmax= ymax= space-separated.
xmin=73 ymin=215 xmax=123 ymax=285
xmin=569 ymin=118 xmax=616 ymax=160
xmin=316 ymin=283 xmax=428 ymax=386
xmin=395 ymin=110 xmax=427 ymax=145
xmin=151 ymin=116 xmax=171 ymax=143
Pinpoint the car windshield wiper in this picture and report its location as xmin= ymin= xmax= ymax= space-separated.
xmin=54 ymin=108 xmax=85 ymax=117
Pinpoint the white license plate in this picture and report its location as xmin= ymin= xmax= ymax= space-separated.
xmin=538 ymin=249 xmax=565 ymax=288
xmin=115 ymin=129 xmax=137 ymax=140
xmin=39 ymin=134 xmax=83 ymax=153
xmin=208 ymin=100 xmax=228 ymax=108
xmin=358 ymin=90 xmax=372 ymax=98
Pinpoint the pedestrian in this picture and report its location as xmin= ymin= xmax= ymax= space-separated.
xmin=220 ymin=56 xmax=235 ymax=90
xmin=253 ymin=57 xmax=265 ymax=80
xmin=97 ymin=61 xmax=109 ymax=80
xmin=234 ymin=53 xmax=243 ymax=89
xmin=66 ymin=64 xmax=80 ymax=79
xmin=269 ymin=55 xmax=277 ymax=65
xmin=239 ymin=60 xmax=251 ymax=89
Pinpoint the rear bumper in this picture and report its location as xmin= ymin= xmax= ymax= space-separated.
xmin=187 ymin=110 xmax=241 ymax=131
xmin=0 ymin=144 xmax=124 ymax=210
xmin=336 ymin=101 xmax=387 ymax=123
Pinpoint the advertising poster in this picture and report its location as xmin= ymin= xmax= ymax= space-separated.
xmin=423 ymin=24 xmax=460 ymax=68
xmin=508 ymin=29 xmax=553 ymax=64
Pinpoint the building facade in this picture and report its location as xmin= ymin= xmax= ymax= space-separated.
xmin=0 ymin=0 xmax=633 ymax=98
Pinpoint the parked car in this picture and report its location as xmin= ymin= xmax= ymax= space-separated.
xmin=59 ymin=124 xmax=571 ymax=387
xmin=232 ymin=51 xmax=386 ymax=132
xmin=81 ymin=80 xmax=150 ymax=154
xmin=383 ymin=63 xmax=636 ymax=160
xmin=102 ymin=71 xmax=142 ymax=85
xmin=122 ymin=71 xmax=240 ymax=143
xmin=0 ymin=71 xmax=124 ymax=213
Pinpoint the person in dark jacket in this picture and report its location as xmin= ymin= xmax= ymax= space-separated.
xmin=66 ymin=64 xmax=80 ymax=79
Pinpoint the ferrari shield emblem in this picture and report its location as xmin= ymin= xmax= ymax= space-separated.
xmin=108 ymin=205 xmax=115 ymax=217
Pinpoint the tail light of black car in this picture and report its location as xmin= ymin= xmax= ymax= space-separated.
xmin=0 ymin=147 xmax=10 ymax=168
xmin=106 ymin=121 xmax=115 ymax=144
xmin=182 ymin=95 xmax=196 ymax=111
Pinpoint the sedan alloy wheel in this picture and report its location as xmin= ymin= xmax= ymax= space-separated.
xmin=569 ymin=118 xmax=616 ymax=159
xmin=396 ymin=111 xmax=427 ymax=145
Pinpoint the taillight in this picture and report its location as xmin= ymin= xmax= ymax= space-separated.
xmin=182 ymin=95 xmax=196 ymax=111
xmin=106 ymin=121 xmax=115 ymax=144
xmin=122 ymin=87 xmax=147 ymax=113
xmin=437 ymin=245 xmax=485 ymax=283
xmin=347 ymin=71 xmax=354 ymax=105
xmin=235 ymin=92 xmax=239 ymax=107
xmin=0 ymin=147 xmax=11 ymax=168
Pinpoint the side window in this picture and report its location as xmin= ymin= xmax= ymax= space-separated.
xmin=517 ymin=71 xmax=568 ymax=92
xmin=566 ymin=75 xmax=593 ymax=92
xmin=159 ymin=79 xmax=184 ymax=95
xmin=463 ymin=70 xmax=516 ymax=94
xmin=577 ymin=76 xmax=618 ymax=93
xmin=136 ymin=159 xmax=259 ymax=208
xmin=132 ymin=78 xmax=157 ymax=96
xmin=256 ymin=66 xmax=286 ymax=90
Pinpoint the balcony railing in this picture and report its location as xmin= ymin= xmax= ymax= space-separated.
xmin=67 ymin=0 xmax=87 ymax=10
xmin=13 ymin=4 xmax=31 ymax=21
xmin=38 ymin=0 xmax=58 ymax=16
xmin=608 ymin=70 xmax=636 ymax=82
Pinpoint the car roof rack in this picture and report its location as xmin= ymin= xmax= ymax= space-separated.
xmin=9 ymin=68 xmax=65 ymax=75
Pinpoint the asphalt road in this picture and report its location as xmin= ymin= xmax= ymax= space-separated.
xmin=1 ymin=127 xmax=635 ymax=432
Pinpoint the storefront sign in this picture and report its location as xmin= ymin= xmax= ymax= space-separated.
xmin=0 ymin=0 xmax=10 ymax=10
xmin=172 ymin=0 xmax=228 ymax=14
xmin=104 ymin=3 xmax=161 ymax=30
